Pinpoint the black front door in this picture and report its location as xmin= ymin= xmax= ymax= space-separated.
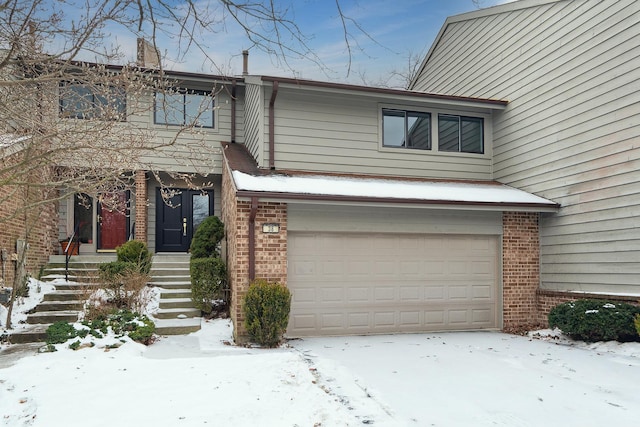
xmin=156 ymin=189 xmax=214 ymax=252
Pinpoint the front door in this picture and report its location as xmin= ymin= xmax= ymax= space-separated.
xmin=97 ymin=191 xmax=129 ymax=250
xmin=156 ymin=189 xmax=214 ymax=252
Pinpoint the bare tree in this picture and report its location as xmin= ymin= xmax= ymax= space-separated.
xmin=0 ymin=0 xmax=366 ymax=328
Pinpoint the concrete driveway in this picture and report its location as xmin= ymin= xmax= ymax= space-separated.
xmin=290 ymin=331 xmax=640 ymax=426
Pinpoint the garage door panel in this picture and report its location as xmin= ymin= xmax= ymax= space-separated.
xmin=287 ymin=232 xmax=499 ymax=336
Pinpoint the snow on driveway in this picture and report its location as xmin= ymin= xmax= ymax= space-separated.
xmin=1 ymin=320 xmax=639 ymax=426
xmin=292 ymin=332 xmax=640 ymax=426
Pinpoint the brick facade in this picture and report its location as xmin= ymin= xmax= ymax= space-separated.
xmin=501 ymin=211 xmax=540 ymax=330
xmin=134 ymin=170 xmax=148 ymax=243
xmin=222 ymin=163 xmax=287 ymax=341
xmin=0 ymin=152 xmax=57 ymax=289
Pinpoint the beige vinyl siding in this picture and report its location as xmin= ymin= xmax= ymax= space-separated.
xmin=413 ymin=0 xmax=640 ymax=293
xmin=269 ymin=90 xmax=493 ymax=180
xmin=244 ymin=83 xmax=263 ymax=166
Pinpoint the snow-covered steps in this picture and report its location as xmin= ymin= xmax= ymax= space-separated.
xmin=150 ymin=253 xmax=201 ymax=335
xmin=26 ymin=310 xmax=80 ymax=324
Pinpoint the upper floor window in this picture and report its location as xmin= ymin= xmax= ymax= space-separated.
xmin=438 ymin=114 xmax=483 ymax=154
xmin=154 ymin=90 xmax=215 ymax=128
xmin=60 ymin=82 xmax=126 ymax=120
xmin=382 ymin=109 xmax=431 ymax=150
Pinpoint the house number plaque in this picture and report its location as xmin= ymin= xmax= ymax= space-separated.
xmin=262 ymin=223 xmax=280 ymax=233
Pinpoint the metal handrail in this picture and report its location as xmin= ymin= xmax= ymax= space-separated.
xmin=64 ymin=223 xmax=81 ymax=282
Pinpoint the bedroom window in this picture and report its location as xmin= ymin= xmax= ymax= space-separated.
xmin=438 ymin=114 xmax=483 ymax=154
xmin=155 ymin=90 xmax=215 ymax=128
xmin=382 ymin=109 xmax=431 ymax=150
xmin=60 ymin=82 xmax=126 ymax=120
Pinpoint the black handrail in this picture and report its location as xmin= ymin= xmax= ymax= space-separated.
xmin=64 ymin=223 xmax=81 ymax=282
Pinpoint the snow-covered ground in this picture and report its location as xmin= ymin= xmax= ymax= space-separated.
xmin=2 ymin=279 xmax=639 ymax=426
xmin=1 ymin=319 xmax=639 ymax=427
xmin=0 ymin=279 xmax=57 ymax=330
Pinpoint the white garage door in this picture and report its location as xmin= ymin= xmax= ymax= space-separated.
xmin=287 ymin=232 xmax=499 ymax=337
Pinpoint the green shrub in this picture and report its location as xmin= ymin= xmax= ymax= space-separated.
xmin=635 ymin=314 xmax=640 ymax=338
xmin=190 ymin=257 xmax=227 ymax=315
xmin=243 ymin=279 xmax=291 ymax=347
xmin=548 ymin=299 xmax=640 ymax=342
xmin=189 ymin=216 xmax=224 ymax=259
xmin=116 ymin=240 xmax=152 ymax=274
xmin=46 ymin=321 xmax=78 ymax=344
xmin=99 ymin=261 xmax=137 ymax=280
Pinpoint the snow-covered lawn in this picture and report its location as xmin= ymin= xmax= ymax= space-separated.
xmin=2 ymin=319 xmax=639 ymax=427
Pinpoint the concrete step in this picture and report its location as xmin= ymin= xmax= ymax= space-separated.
xmin=43 ymin=290 xmax=87 ymax=301
xmin=150 ymin=268 xmax=190 ymax=276
xmin=149 ymin=281 xmax=191 ymax=289
xmin=153 ymin=317 xmax=201 ymax=335
xmin=151 ymin=262 xmax=190 ymax=269
xmin=159 ymin=298 xmax=196 ymax=310
xmin=26 ymin=311 xmax=80 ymax=324
xmin=35 ymin=300 xmax=84 ymax=312
xmin=44 ymin=282 xmax=101 ymax=291
xmin=3 ymin=325 xmax=50 ymax=344
xmin=159 ymin=289 xmax=192 ymax=299
xmin=154 ymin=307 xmax=200 ymax=319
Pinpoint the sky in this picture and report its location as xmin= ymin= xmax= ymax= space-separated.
xmin=78 ymin=0 xmax=517 ymax=88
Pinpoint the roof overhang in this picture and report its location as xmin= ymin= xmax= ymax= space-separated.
xmin=231 ymin=170 xmax=559 ymax=213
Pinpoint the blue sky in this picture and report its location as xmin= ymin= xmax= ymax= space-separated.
xmin=86 ymin=0 xmax=515 ymax=87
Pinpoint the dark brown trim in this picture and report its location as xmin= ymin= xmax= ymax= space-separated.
xmin=268 ymin=80 xmax=279 ymax=170
xmin=236 ymin=190 xmax=560 ymax=211
xmin=260 ymin=75 xmax=508 ymax=107
xmin=248 ymin=197 xmax=258 ymax=281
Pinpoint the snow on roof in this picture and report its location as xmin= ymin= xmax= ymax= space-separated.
xmin=232 ymin=171 xmax=558 ymax=208
xmin=0 ymin=133 xmax=29 ymax=148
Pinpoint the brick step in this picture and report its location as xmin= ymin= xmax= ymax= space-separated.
xmin=35 ymin=300 xmax=84 ymax=312
xmin=26 ymin=311 xmax=80 ymax=324
xmin=154 ymin=307 xmax=200 ymax=319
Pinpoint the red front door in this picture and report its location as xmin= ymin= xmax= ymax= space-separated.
xmin=98 ymin=192 xmax=128 ymax=250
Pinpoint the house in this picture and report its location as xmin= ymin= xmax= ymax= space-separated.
xmin=9 ymin=0 xmax=634 ymax=342
xmin=410 ymin=0 xmax=640 ymax=320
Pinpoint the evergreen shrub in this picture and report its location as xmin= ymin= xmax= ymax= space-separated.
xmin=115 ymin=240 xmax=152 ymax=274
xmin=190 ymin=257 xmax=227 ymax=315
xmin=243 ymin=279 xmax=291 ymax=347
xmin=189 ymin=216 xmax=224 ymax=259
xmin=548 ymin=299 xmax=640 ymax=342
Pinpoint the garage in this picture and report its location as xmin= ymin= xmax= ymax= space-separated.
xmin=286 ymin=205 xmax=501 ymax=337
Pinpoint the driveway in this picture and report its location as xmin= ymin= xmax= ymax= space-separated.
xmin=290 ymin=331 xmax=640 ymax=426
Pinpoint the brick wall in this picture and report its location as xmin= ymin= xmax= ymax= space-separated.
xmin=0 ymin=151 xmax=57 ymax=289
xmin=134 ymin=170 xmax=148 ymax=243
xmin=221 ymin=164 xmax=288 ymax=342
xmin=502 ymin=211 xmax=540 ymax=330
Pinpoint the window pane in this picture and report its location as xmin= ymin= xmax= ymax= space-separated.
xmin=155 ymin=92 xmax=184 ymax=125
xmin=438 ymin=115 xmax=459 ymax=152
xmin=383 ymin=109 xmax=405 ymax=147
xmin=61 ymin=84 xmax=93 ymax=118
xmin=185 ymin=92 xmax=214 ymax=127
xmin=461 ymin=117 xmax=483 ymax=153
xmin=406 ymin=112 xmax=431 ymax=149
xmin=74 ymin=193 xmax=93 ymax=244
xmin=94 ymin=86 xmax=126 ymax=119
xmin=192 ymin=194 xmax=210 ymax=232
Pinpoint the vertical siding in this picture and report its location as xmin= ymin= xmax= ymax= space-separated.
xmin=243 ymin=83 xmax=264 ymax=167
xmin=413 ymin=0 xmax=640 ymax=293
xmin=268 ymin=89 xmax=493 ymax=180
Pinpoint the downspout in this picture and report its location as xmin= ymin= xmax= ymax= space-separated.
xmin=268 ymin=80 xmax=279 ymax=170
xmin=248 ymin=196 xmax=258 ymax=280
xmin=231 ymin=80 xmax=237 ymax=143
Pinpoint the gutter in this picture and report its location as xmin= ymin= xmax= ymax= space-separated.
xmin=268 ymin=81 xmax=279 ymax=169
xmin=231 ymin=80 xmax=237 ymax=143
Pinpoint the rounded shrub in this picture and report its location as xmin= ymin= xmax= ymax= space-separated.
xmin=190 ymin=257 xmax=227 ymax=315
xmin=243 ymin=279 xmax=291 ymax=347
xmin=189 ymin=216 xmax=224 ymax=259
xmin=548 ymin=299 xmax=640 ymax=342
xmin=116 ymin=240 xmax=152 ymax=274
xmin=635 ymin=314 xmax=640 ymax=338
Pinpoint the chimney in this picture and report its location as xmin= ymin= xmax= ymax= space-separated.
xmin=137 ymin=38 xmax=160 ymax=68
xmin=242 ymin=50 xmax=249 ymax=75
